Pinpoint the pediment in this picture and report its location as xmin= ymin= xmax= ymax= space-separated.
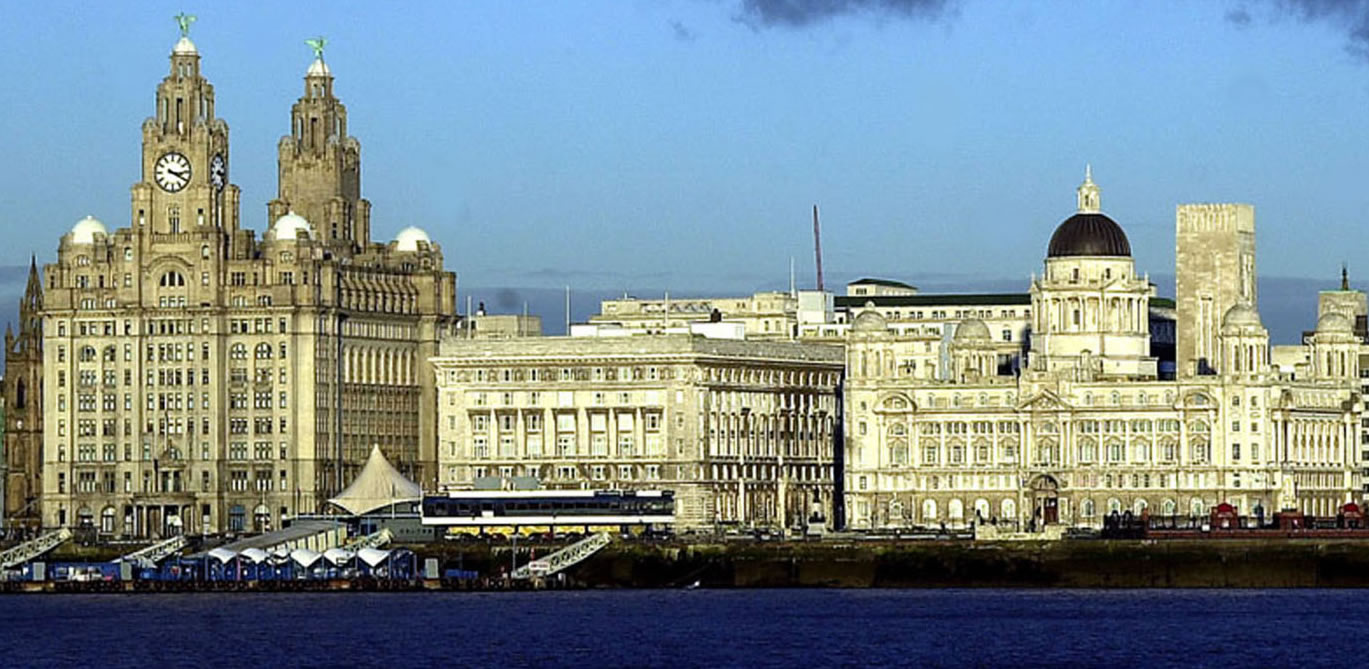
xmin=1016 ymin=389 xmax=1072 ymax=412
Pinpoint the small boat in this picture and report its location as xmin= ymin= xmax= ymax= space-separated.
xmin=683 ymin=580 xmax=700 ymax=590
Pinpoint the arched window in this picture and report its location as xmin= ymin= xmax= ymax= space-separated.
xmin=101 ymin=506 xmax=116 ymax=534
xmin=230 ymin=344 xmax=247 ymax=360
xmin=1081 ymin=498 xmax=1096 ymax=518
xmin=80 ymin=346 xmax=97 ymax=362
xmin=159 ymin=271 xmax=185 ymax=287
xmin=921 ymin=499 xmax=937 ymax=521
xmin=255 ymin=343 xmax=272 ymax=360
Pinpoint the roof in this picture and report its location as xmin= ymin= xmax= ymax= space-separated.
xmin=848 ymin=277 xmax=916 ymax=289
xmin=328 ymin=446 xmax=423 ymax=516
xmin=1047 ymin=212 xmax=1131 ymax=258
xmin=835 ymin=293 xmax=1032 ymax=308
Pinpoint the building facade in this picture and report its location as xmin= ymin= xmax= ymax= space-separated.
xmin=433 ymin=334 xmax=844 ymax=531
xmin=592 ymin=291 xmax=799 ymax=339
xmin=34 ymin=31 xmax=455 ymax=537
xmin=844 ymin=172 xmax=1362 ymax=531
xmin=4 ymin=260 xmax=44 ymax=530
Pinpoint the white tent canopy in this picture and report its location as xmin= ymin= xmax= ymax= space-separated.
xmin=356 ymin=548 xmax=392 ymax=568
xmin=323 ymin=548 xmax=356 ymax=566
xmin=239 ymin=548 xmax=270 ymax=564
xmin=290 ymin=548 xmax=323 ymax=568
xmin=327 ymin=445 xmax=423 ymax=517
xmin=208 ymin=547 xmax=237 ymax=564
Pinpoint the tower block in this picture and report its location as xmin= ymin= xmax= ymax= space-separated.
xmin=1175 ymin=204 xmax=1255 ymax=377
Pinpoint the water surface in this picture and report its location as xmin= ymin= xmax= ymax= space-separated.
xmin=0 ymin=589 xmax=1357 ymax=667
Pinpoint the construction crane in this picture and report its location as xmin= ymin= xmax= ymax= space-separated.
xmin=812 ymin=204 xmax=825 ymax=292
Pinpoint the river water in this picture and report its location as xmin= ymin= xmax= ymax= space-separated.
xmin=0 ymin=589 xmax=1359 ymax=667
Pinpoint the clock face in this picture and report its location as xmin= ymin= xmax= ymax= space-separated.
xmin=154 ymin=152 xmax=192 ymax=192
xmin=210 ymin=154 xmax=226 ymax=191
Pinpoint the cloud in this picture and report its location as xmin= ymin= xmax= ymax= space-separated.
xmin=670 ymin=19 xmax=697 ymax=42
xmin=1225 ymin=6 xmax=1252 ymax=27
xmin=734 ymin=0 xmax=957 ymax=29
xmin=1238 ymin=0 xmax=1369 ymax=61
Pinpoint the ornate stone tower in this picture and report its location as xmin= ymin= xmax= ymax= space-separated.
xmin=1029 ymin=168 xmax=1156 ymax=380
xmin=130 ymin=17 xmax=242 ymax=261
xmin=5 ymin=257 xmax=45 ymax=528
xmin=1175 ymin=203 xmax=1256 ymax=376
xmin=268 ymin=40 xmax=371 ymax=252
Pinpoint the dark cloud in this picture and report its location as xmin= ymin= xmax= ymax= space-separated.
xmin=670 ymin=19 xmax=697 ymax=42
xmin=1239 ymin=0 xmax=1369 ymax=61
xmin=735 ymin=0 xmax=957 ymax=29
xmin=1225 ymin=6 xmax=1252 ymax=26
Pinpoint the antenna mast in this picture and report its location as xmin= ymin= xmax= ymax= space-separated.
xmin=812 ymin=204 xmax=825 ymax=292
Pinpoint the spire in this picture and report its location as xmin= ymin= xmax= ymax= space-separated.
xmin=1342 ymin=263 xmax=1350 ymax=291
xmin=1076 ymin=164 xmax=1101 ymax=213
xmin=25 ymin=254 xmax=40 ymax=292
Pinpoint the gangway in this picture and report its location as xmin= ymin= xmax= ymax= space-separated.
xmin=0 ymin=528 xmax=73 ymax=569
xmin=511 ymin=532 xmax=612 ymax=580
xmin=343 ymin=528 xmax=392 ymax=550
xmin=118 ymin=535 xmax=188 ymax=567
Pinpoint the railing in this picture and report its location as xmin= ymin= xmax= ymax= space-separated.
xmin=344 ymin=528 xmax=392 ymax=550
xmin=119 ymin=535 xmax=188 ymax=566
xmin=511 ymin=532 xmax=612 ymax=580
xmin=0 ymin=529 xmax=73 ymax=569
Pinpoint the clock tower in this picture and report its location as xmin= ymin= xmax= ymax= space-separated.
xmin=130 ymin=21 xmax=241 ymax=254
xmin=268 ymin=40 xmax=372 ymax=253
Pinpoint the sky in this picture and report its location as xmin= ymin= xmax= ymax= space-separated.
xmin=2 ymin=1 xmax=1369 ymax=342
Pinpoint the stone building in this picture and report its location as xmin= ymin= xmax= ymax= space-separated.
xmin=844 ymin=170 xmax=1361 ymax=531
xmin=3 ymin=259 xmax=44 ymax=529
xmin=432 ymin=334 xmax=844 ymax=531
xmin=592 ymin=291 xmax=799 ymax=339
xmin=32 ymin=30 xmax=455 ymax=537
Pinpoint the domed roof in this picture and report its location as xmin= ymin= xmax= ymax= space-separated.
xmin=1047 ymin=166 xmax=1131 ymax=258
xmin=953 ymin=318 xmax=991 ymax=342
xmin=269 ymin=211 xmax=312 ymax=241
xmin=394 ymin=226 xmax=431 ymax=252
xmin=1047 ymin=213 xmax=1131 ymax=258
xmin=173 ymin=36 xmax=197 ymax=55
xmin=851 ymin=308 xmax=888 ymax=333
xmin=307 ymin=58 xmax=331 ymax=77
xmin=70 ymin=215 xmax=108 ymax=245
xmin=1316 ymin=311 xmax=1354 ymax=334
xmin=1221 ymin=302 xmax=1263 ymax=331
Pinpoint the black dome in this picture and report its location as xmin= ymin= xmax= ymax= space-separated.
xmin=1047 ymin=213 xmax=1131 ymax=258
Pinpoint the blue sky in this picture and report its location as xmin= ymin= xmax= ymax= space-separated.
xmin=2 ymin=1 xmax=1368 ymax=339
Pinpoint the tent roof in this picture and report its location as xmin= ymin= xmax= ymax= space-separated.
xmin=327 ymin=445 xmax=423 ymax=516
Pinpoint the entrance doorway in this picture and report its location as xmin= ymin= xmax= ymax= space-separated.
xmin=1029 ymin=475 xmax=1061 ymax=529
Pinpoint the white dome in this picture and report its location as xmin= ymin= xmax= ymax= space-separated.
xmin=953 ymin=318 xmax=991 ymax=342
xmin=851 ymin=309 xmax=888 ymax=333
xmin=173 ymin=37 xmax=197 ymax=55
xmin=1221 ymin=302 xmax=1263 ymax=331
xmin=307 ymin=58 xmax=331 ymax=77
xmin=270 ymin=211 xmax=312 ymax=241
xmin=394 ymin=226 xmax=431 ymax=252
xmin=1316 ymin=311 xmax=1354 ymax=335
xmin=70 ymin=215 xmax=108 ymax=245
